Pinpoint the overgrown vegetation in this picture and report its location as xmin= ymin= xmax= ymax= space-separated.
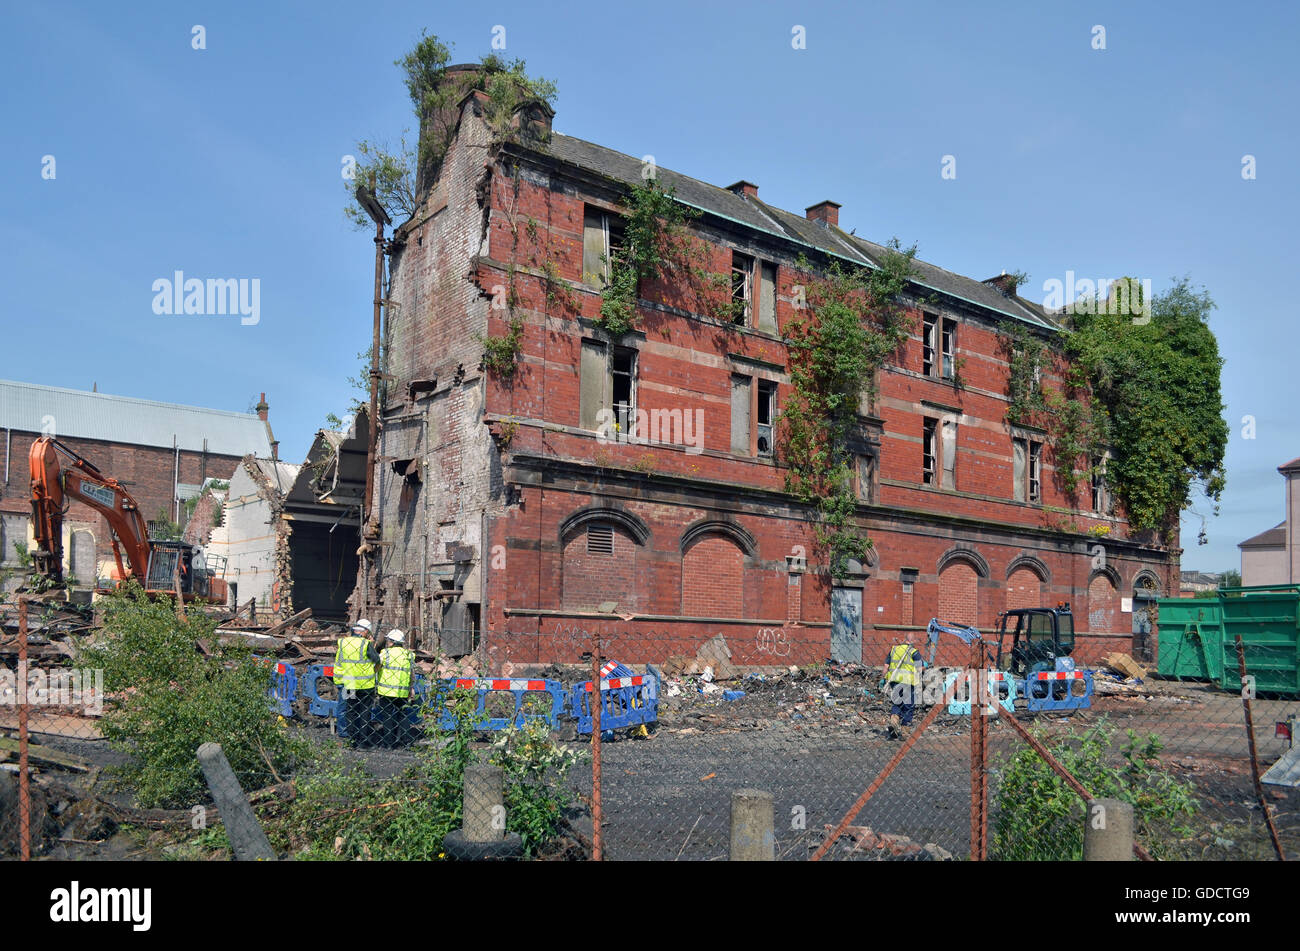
xmin=779 ymin=241 xmax=918 ymax=577
xmin=992 ymin=719 xmax=1199 ymax=861
xmin=270 ymin=689 xmax=582 ymax=860
xmin=997 ymin=278 xmax=1227 ymax=542
xmin=345 ymin=32 xmax=557 ymax=228
xmin=77 ymin=583 xmax=305 ymax=808
xmin=596 ymin=179 xmax=701 ymax=334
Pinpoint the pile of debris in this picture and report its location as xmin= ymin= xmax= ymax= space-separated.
xmin=0 ymin=600 xmax=94 ymax=662
xmin=818 ymin=823 xmax=956 ymax=861
xmin=1094 ymin=652 xmax=1156 ymax=698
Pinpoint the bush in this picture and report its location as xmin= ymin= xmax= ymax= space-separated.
xmin=270 ymin=689 xmax=585 ymax=860
xmin=991 ymin=718 xmax=1198 ymax=860
xmin=77 ymin=583 xmax=305 ymax=808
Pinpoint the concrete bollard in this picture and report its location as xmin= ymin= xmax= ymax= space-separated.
xmin=195 ymin=742 xmax=276 ymax=861
xmin=730 ymin=788 xmax=775 ymax=861
xmin=443 ymin=763 xmax=523 ymax=860
xmin=463 ymin=763 xmax=505 ymax=842
xmin=1083 ymin=797 xmax=1134 ymax=861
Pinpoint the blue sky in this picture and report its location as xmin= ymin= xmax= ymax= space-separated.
xmin=1 ymin=0 xmax=1295 ymax=572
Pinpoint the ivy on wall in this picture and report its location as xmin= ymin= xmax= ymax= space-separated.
xmin=779 ymin=241 xmax=918 ymax=577
xmin=998 ymin=278 xmax=1228 ymax=543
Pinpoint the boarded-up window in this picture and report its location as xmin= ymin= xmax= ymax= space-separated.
xmin=757 ymin=262 xmax=777 ymax=332
xmin=580 ymin=340 xmax=608 ymax=430
xmin=1091 ymin=455 xmax=1111 ymax=514
xmin=1013 ymin=438 xmax=1027 ymax=501
xmin=731 ymin=375 xmax=752 ymax=454
xmin=858 ymin=453 xmax=876 ymax=502
xmin=582 ymin=208 xmax=608 ymax=285
xmin=941 ymin=418 xmax=957 ymax=489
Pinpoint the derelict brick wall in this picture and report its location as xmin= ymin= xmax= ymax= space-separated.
xmin=681 ymin=534 xmax=744 ymax=617
xmin=937 ymin=561 xmax=978 ymax=627
xmin=0 ymin=429 xmax=243 ymax=571
xmin=369 ymin=106 xmax=1178 ymax=667
xmin=1006 ymin=565 xmax=1042 ymax=611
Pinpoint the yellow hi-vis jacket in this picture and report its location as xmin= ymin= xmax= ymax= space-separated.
xmin=376 ymin=646 xmax=415 ymax=699
xmin=333 ymin=636 xmax=376 ymax=691
xmin=886 ymin=644 xmax=920 ymax=687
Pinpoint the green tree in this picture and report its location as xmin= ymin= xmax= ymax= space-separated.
xmin=1062 ymin=278 xmax=1228 ymax=539
xmin=77 ymin=583 xmax=304 ymax=808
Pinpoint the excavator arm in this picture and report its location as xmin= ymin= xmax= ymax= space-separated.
xmin=926 ymin=617 xmax=992 ymax=666
xmin=29 ymin=436 xmax=151 ymax=586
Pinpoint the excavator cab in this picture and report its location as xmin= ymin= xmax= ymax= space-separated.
xmin=995 ymin=604 xmax=1075 ymax=678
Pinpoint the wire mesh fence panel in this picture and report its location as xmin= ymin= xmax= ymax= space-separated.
xmin=3 ymin=588 xmax=1296 ymax=862
xmin=984 ymin=642 xmax=1298 ymax=862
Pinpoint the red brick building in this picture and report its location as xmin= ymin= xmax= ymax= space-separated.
xmin=364 ymin=71 xmax=1176 ymax=667
xmin=0 ymin=380 xmax=273 ymax=589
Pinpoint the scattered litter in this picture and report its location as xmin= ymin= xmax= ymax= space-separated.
xmin=723 ymin=690 xmax=745 ymax=701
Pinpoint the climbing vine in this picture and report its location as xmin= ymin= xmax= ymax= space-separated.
xmin=997 ymin=278 xmax=1227 ymax=542
xmin=596 ymin=179 xmax=699 ymax=334
xmin=779 ymin=240 xmax=918 ymax=577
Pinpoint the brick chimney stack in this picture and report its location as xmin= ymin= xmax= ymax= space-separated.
xmin=805 ymin=200 xmax=841 ymax=228
xmin=983 ymin=273 xmax=1019 ymax=297
xmin=255 ymin=393 xmax=269 ymax=421
xmin=728 ymin=180 xmax=759 ymax=199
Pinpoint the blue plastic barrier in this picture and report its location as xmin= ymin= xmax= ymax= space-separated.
xmin=944 ymin=670 xmax=1016 ymax=716
xmin=262 ymin=660 xmax=298 ymax=718
xmin=570 ymin=671 xmax=659 ymax=735
xmin=1023 ymin=669 xmax=1093 ymax=713
xmin=436 ymin=677 xmax=568 ymax=731
xmin=303 ymin=664 xmax=339 ymax=718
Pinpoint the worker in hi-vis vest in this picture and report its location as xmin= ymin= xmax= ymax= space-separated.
xmin=375 ymin=629 xmax=417 ymax=749
xmin=334 ymin=619 xmax=379 ymax=747
xmin=884 ymin=637 xmax=924 ymax=739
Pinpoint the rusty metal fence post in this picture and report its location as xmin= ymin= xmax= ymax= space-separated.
xmin=969 ymin=640 xmax=987 ymax=861
xmin=17 ymin=597 xmax=30 ymax=861
xmin=1234 ymin=634 xmax=1287 ymax=861
xmin=590 ymin=638 xmax=603 ymax=861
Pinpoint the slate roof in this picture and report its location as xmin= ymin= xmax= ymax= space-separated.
xmin=1239 ymin=522 xmax=1286 ymax=549
xmin=538 ymin=133 xmax=1060 ymax=331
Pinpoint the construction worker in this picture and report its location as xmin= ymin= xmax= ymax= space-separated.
xmin=375 ymin=629 xmax=416 ymax=749
xmin=333 ymin=619 xmax=378 ymax=747
xmin=884 ymin=636 xmax=924 ymax=739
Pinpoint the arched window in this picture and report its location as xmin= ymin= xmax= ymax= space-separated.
xmin=559 ymin=506 xmax=650 ymax=613
xmin=1088 ymin=570 xmax=1120 ymax=635
xmin=682 ymin=532 xmax=746 ymax=618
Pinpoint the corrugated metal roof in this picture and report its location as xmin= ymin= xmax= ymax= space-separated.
xmin=0 ymin=380 xmax=272 ymax=457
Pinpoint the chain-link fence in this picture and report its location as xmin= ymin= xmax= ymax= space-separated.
xmin=3 ymin=592 xmax=1297 ymax=861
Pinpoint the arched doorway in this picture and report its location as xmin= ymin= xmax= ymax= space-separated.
xmin=1132 ymin=571 xmax=1160 ymax=662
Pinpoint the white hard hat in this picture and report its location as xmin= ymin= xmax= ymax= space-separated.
xmin=352 ymin=619 xmax=372 ymax=633
xmin=387 ymin=629 xmax=405 ymax=643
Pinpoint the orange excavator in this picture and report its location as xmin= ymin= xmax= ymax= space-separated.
xmin=28 ymin=435 xmax=228 ymax=603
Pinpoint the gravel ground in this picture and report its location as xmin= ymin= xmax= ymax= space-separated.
xmin=15 ymin=667 xmax=1299 ymax=861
